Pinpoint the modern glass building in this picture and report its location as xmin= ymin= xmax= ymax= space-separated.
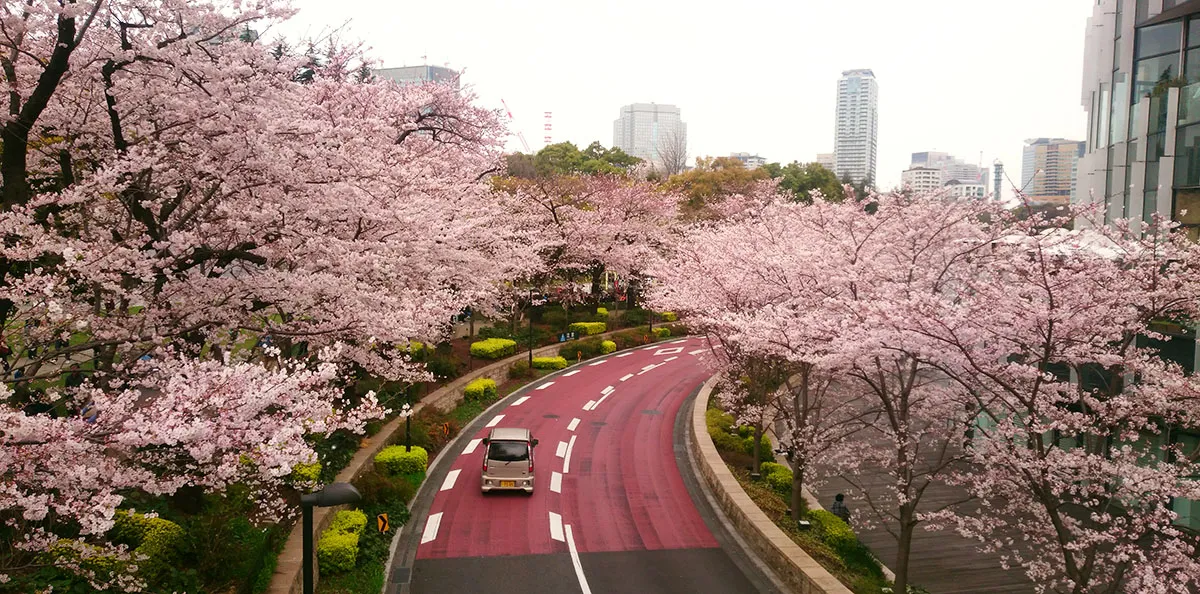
xmin=1077 ymin=0 xmax=1200 ymax=530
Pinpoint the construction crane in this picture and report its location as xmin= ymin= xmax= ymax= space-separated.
xmin=500 ymin=99 xmax=531 ymax=153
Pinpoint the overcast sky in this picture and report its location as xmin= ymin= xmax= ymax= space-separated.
xmin=280 ymin=0 xmax=1092 ymax=191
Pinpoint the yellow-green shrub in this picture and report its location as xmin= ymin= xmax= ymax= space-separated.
xmin=652 ymin=327 xmax=671 ymax=339
xmin=532 ymin=356 xmax=569 ymax=370
xmin=470 ymin=338 xmax=517 ymax=359
xmin=291 ymin=462 xmax=322 ymax=484
xmin=328 ymin=509 xmax=367 ymax=536
xmin=110 ymin=511 xmax=185 ymax=584
xmin=464 ymin=378 xmax=498 ymax=401
xmin=317 ymin=530 xmax=359 ymax=573
xmin=744 ymin=434 xmax=775 ymax=462
xmin=568 ymin=322 xmax=606 ymax=336
xmin=705 ymin=408 xmax=746 ymax=453
xmin=599 ymin=340 xmax=617 ymax=354
xmin=375 ymin=445 xmax=429 ymax=475
xmin=808 ymin=509 xmax=857 ymax=554
xmin=661 ymin=311 xmax=678 ymax=322
xmin=596 ymin=307 xmax=609 ymax=320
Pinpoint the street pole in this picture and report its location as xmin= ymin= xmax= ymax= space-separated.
xmin=302 ymin=504 xmax=314 ymax=594
xmin=402 ymin=403 xmax=412 ymax=452
xmin=528 ymin=287 xmax=534 ymax=367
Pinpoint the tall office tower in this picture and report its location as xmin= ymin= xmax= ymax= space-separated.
xmin=612 ymin=103 xmax=687 ymax=173
xmin=833 ymin=69 xmax=879 ymax=185
xmin=994 ymin=160 xmax=1005 ymax=203
xmin=1022 ymin=138 xmax=1086 ymax=203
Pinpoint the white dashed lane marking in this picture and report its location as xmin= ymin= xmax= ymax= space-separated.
xmin=619 ymin=373 xmax=634 ymax=382
xmin=670 ymin=339 xmax=687 ymax=344
xmin=567 ymin=418 xmax=580 ymax=431
xmin=486 ymin=415 xmax=504 ymax=428
xmin=588 ymin=359 xmax=607 ymax=366
xmin=440 ymin=469 xmax=461 ymax=491
xmin=664 ymin=356 xmax=678 ymax=362
xmin=549 ymin=511 xmax=565 ymax=542
xmin=616 ymin=352 xmax=633 ymax=358
xmin=550 ymin=471 xmax=563 ymax=493
xmin=563 ymin=370 xmax=581 ymax=377
xmin=421 ymin=512 xmax=443 ymax=544
xmin=583 ymin=400 xmax=596 ymax=411
xmin=536 ymin=382 xmax=555 ymax=390
xmin=557 ymin=441 xmax=568 ymax=457
xmin=689 ymin=349 xmax=706 ymax=355
xmin=512 ymin=396 xmax=530 ymax=406
xmin=601 ymin=386 xmax=614 ymax=395
xmin=463 ymin=438 xmax=482 ymax=455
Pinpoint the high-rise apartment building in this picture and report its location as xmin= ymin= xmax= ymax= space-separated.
xmin=373 ymin=65 xmax=460 ymax=88
xmin=612 ymin=103 xmax=687 ymax=171
xmin=834 ymin=69 xmax=879 ymax=185
xmin=900 ymin=167 xmax=945 ymax=193
xmin=1022 ymin=138 xmax=1085 ymax=203
xmin=816 ymin=153 xmax=836 ymax=171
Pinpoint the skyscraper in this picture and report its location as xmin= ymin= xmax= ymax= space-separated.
xmin=373 ymin=65 xmax=460 ymax=88
xmin=612 ymin=103 xmax=687 ymax=173
xmin=834 ymin=69 xmax=879 ymax=185
xmin=1022 ymin=138 xmax=1085 ymax=203
xmin=994 ymin=160 xmax=1005 ymax=203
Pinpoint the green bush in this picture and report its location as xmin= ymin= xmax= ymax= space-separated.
xmin=567 ymin=321 xmax=607 ymax=336
xmin=808 ymin=509 xmax=857 ymax=553
xmin=426 ymin=355 xmax=459 ymax=380
xmin=354 ymin=469 xmax=418 ymax=506
xmin=290 ymin=461 xmax=322 ymax=484
xmin=464 ymin=378 xmax=498 ymax=401
xmin=558 ymin=337 xmax=605 ymax=361
xmin=478 ymin=325 xmax=512 ymax=340
xmin=623 ymin=308 xmax=649 ymax=326
xmin=661 ymin=311 xmax=677 ymax=322
xmin=532 ymin=356 xmax=569 ymax=370
xmin=470 ymin=338 xmax=517 ymax=359
xmin=328 ymin=509 xmax=367 ymax=536
xmin=764 ymin=466 xmax=793 ymax=495
xmin=595 ymin=307 xmax=609 ymax=320
xmin=599 ymin=340 xmax=617 ymax=354
xmin=508 ymin=359 xmax=532 ymax=379
xmin=110 ymin=511 xmax=186 ymax=585
xmin=317 ymin=530 xmax=359 ymax=574
xmin=744 ymin=434 xmax=775 ymax=463
xmin=541 ymin=308 xmax=567 ymax=327
xmin=652 ymin=327 xmax=671 ymax=339
xmin=375 ymin=445 xmax=429 ymax=476
xmin=760 ymin=462 xmax=789 ymax=478
xmin=705 ymin=408 xmax=748 ymax=453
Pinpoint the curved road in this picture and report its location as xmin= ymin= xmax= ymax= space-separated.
xmin=384 ymin=336 xmax=779 ymax=594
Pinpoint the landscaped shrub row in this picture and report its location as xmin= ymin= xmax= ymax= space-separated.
xmin=464 ymin=377 xmax=498 ymax=401
xmin=532 ymin=356 xmax=569 ymax=369
xmin=318 ymin=509 xmax=367 ymax=573
xmin=568 ymin=321 xmax=607 ymax=336
xmin=652 ymin=327 xmax=670 ymax=339
xmin=470 ymin=338 xmax=517 ymax=359
xmin=375 ymin=445 xmax=429 ymax=477
xmin=760 ymin=462 xmax=793 ymax=496
xmin=599 ymin=340 xmax=616 ymax=354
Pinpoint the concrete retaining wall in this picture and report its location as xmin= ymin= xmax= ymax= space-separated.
xmin=689 ymin=375 xmax=851 ymax=594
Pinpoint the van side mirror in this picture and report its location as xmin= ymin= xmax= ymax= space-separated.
xmin=482 ymin=438 xmax=490 ymax=445
xmin=531 ymin=439 xmax=539 ymax=447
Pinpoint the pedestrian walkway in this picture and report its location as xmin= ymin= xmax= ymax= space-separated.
xmin=776 ymin=420 xmax=1034 ymax=594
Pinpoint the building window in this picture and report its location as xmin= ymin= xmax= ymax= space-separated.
xmin=1190 ymin=15 xmax=1200 ymax=48
xmin=1112 ymin=72 xmax=1130 ymax=145
xmin=1135 ymin=0 xmax=1148 ymax=24
xmin=1174 ymin=188 xmax=1200 ymax=240
xmin=1137 ymin=21 xmax=1183 ymax=59
xmin=1125 ymin=140 xmax=1138 ymax=216
xmin=1099 ymin=83 xmax=1112 ymax=150
xmin=1175 ymin=123 xmax=1200 ymax=187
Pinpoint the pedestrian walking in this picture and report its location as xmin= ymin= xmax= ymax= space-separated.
xmin=830 ymin=493 xmax=852 ymax=525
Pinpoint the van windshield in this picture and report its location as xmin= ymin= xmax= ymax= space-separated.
xmin=487 ymin=441 xmax=529 ymax=462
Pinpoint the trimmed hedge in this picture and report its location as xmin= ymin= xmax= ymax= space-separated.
xmin=661 ymin=311 xmax=677 ymax=322
xmin=808 ymin=509 xmax=857 ymax=555
xmin=317 ymin=530 xmax=359 ymax=574
xmin=375 ymin=445 xmax=429 ymax=476
xmin=652 ymin=327 xmax=671 ymax=339
xmin=464 ymin=377 xmax=498 ymax=401
xmin=596 ymin=307 xmax=609 ymax=320
xmin=532 ymin=356 xmax=569 ymax=370
xmin=290 ymin=461 xmax=322 ymax=484
xmin=599 ymin=340 xmax=616 ymax=354
xmin=328 ymin=509 xmax=367 ymax=536
xmin=111 ymin=511 xmax=186 ymax=585
xmin=744 ymin=434 xmax=776 ymax=463
xmin=567 ymin=322 xmax=607 ymax=336
xmin=470 ymin=338 xmax=517 ymax=359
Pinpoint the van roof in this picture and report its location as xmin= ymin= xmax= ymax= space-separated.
xmin=489 ymin=427 xmax=531 ymax=441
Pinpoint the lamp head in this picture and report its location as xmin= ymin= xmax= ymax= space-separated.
xmin=300 ymin=482 xmax=362 ymax=508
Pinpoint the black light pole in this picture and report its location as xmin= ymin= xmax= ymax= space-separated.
xmin=301 ymin=483 xmax=362 ymax=594
xmin=401 ymin=403 xmax=413 ymax=452
xmin=528 ymin=287 xmax=534 ymax=367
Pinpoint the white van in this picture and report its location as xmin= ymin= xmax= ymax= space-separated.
xmin=481 ymin=427 xmax=538 ymax=494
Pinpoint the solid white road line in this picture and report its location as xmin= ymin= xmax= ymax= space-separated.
xmin=563 ymin=370 xmax=581 ymax=377
xmin=601 ymin=386 xmax=614 ymax=395
xmin=619 ymin=373 xmax=634 ymax=382
xmin=593 ymin=393 xmax=611 ymax=409
xmin=689 ymin=349 xmax=706 ymax=355
xmin=637 ymin=364 xmax=660 ymax=376
xmin=615 ymin=352 xmax=633 ymax=358
xmin=549 ymin=512 xmax=565 ymax=542
xmin=567 ymin=418 xmax=580 ymax=431
xmin=511 ymin=396 xmax=530 ymax=406
xmin=556 ymin=441 xmax=568 ymax=457
xmin=440 ymin=469 xmax=461 ymax=491
xmin=588 ymin=359 xmax=607 ymax=366
xmin=670 ymin=339 xmax=688 ymax=344
xmin=486 ymin=415 xmax=504 ymax=428
xmin=664 ymin=356 xmax=678 ymax=362
xmin=421 ymin=512 xmax=443 ymax=544
xmin=463 ymin=438 xmax=482 ymax=455
xmin=536 ymin=382 xmax=555 ymax=390
xmin=563 ymin=435 xmax=577 ymax=473
xmin=583 ymin=400 xmax=595 ymax=411
xmin=550 ymin=471 xmax=563 ymax=494
xmin=564 ymin=524 xmax=593 ymax=594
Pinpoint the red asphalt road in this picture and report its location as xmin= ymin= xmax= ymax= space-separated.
xmin=416 ymin=336 xmax=718 ymax=560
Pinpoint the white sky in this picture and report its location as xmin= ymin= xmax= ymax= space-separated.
xmin=280 ymin=0 xmax=1092 ymax=191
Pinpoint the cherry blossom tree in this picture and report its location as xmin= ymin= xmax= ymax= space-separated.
xmin=0 ymin=1 xmax=528 ymax=587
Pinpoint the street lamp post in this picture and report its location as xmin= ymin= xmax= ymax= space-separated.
xmin=301 ymin=482 xmax=362 ymax=594
xmin=528 ymin=287 xmax=535 ymax=367
xmin=401 ymin=403 xmax=413 ymax=452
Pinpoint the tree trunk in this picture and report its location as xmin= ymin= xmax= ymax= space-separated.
xmin=590 ymin=265 xmax=604 ymax=305
xmin=791 ymin=464 xmax=806 ymax=521
xmin=894 ymin=505 xmax=915 ymax=594
xmin=752 ymin=425 xmax=763 ymax=476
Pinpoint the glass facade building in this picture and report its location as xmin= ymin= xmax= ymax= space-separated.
xmin=1078 ymin=0 xmax=1200 ymax=530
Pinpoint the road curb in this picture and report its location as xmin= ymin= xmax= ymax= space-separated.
xmin=689 ymin=375 xmax=852 ymax=594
